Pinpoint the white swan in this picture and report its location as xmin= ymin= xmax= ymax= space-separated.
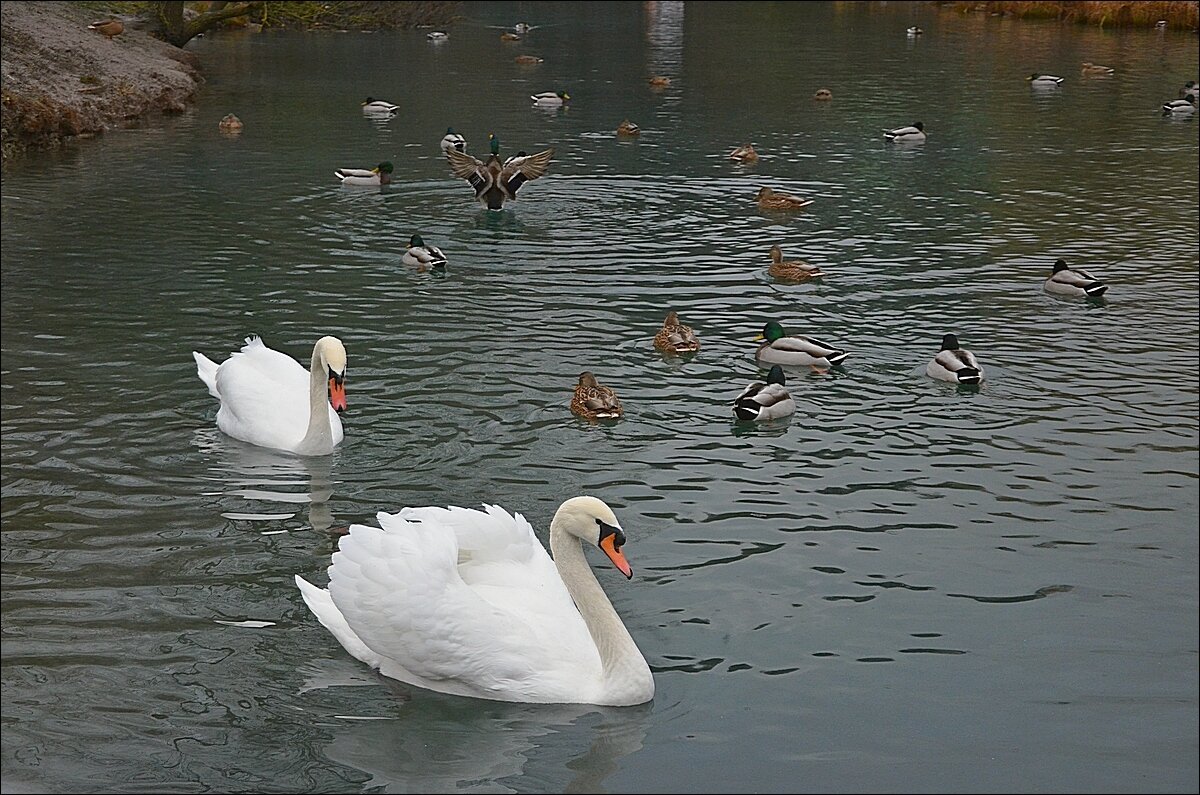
xmin=193 ymin=335 xmax=347 ymax=456
xmin=295 ymin=496 xmax=654 ymax=706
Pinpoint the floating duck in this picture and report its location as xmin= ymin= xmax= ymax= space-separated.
xmin=883 ymin=121 xmax=926 ymax=142
xmin=402 ymin=234 xmax=447 ymax=271
xmin=427 ymin=31 xmax=448 ymax=41
xmin=361 ymin=97 xmax=398 ymax=116
xmin=649 ymin=75 xmax=671 ymax=87
xmin=294 ymin=496 xmax=653 ymax=706
xmin=334 ymin=161 xmax=393 ymax=186
xmin=446 ymin=134 xmax=554 ymax=210
xmin=813 ymin=88 xmax=833 ymax=101
xmin=571 ymin=372 xmax=623 ymax=421
xmin=756 ymin=187 xmax=813 ymax=210
xmin=1027 ymin=73 xmax=1065 ymax=86
xmin=1044 ymin=259 xmax=1108 ymax=298
xmin=733 ymin=365 xmax=796 ymax=421
xmin=218 ymin=113 xmax=244 ymax=133
xmin=653 ymin=311 xmax=700 ymax=355
xmin=515 ymin=54 xmax=544 ymax=64
xmin=514 ymin=22 xmax=536 ymax=33
xmin=617 ymin=119 xmax=641 ymax=136
xmin=1081 ymin=62 xmax=1115 ymax=76
xmin=768 ymin=244 xmax=825 ymax=281
xmin=503 ymin=150 xmax=529 ymax=168
xmin=88 ymin=18 xmax=124 ymax=40
xmin=729 ymin=143 xmax=759 ymax=162
xmin=755 ymin=321 xmax=848 ymax=368
xmin=907 ymin=26 xmax=924 ymax=35
xmin=500 ymin=32 xmax=521 ymax=41
xmin=1181 ymin=81 xmax=1199 ymax=100
xmin=926 ymin=334 xmax=984 ymax=385
xmin=531 ymin=91 xmax=569 ymax=106
xmin=1163 ymin=96 xmax=1196 ymax=114
xmin=440 ymin=127 xmax=466 ymax=153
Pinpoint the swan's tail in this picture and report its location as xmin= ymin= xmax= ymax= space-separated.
xmin=192 ymin=351 xmax=220 ymax=399
xmin=294 ymin=575 xmax=382 ymax=669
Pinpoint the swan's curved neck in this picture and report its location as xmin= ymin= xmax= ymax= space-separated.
xmin=297 ymin=346 xmax=331 ymax=453
xmin=550 ymin=518 xmax=648 ymax=698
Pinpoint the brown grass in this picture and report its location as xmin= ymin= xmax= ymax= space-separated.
xmin=945 ymin=1 xmax=1199 ymax=28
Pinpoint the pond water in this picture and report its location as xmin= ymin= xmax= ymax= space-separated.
xmin=2 ymin=1 xmax=1198 ymax=792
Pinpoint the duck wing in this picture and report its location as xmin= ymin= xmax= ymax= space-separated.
xmin=501 ymin=148 xmax=554 ymax=197
xmin=446 ymin=148 xmax=495 ymax=198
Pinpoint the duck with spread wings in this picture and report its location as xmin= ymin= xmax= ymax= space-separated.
xmin=446 ymin=133 xmax=554 ymax=210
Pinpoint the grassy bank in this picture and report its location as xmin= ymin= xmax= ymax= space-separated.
xmin=944 ymin=1 xmax=1200 ymax=29
xmin=78 ymin=1 xmax=464 ymax=33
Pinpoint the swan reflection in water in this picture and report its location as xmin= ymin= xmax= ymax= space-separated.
xmin=313 ymin=685 xmax=651 ymax=793
xmin=192 ymin=427 xmax=339 ymax=534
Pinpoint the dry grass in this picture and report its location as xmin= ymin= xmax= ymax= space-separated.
xmin=945 ymin=1 xmax=1199 ymax=28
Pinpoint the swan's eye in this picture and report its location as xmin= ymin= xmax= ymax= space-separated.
xmin=596 ymin=519 xmax=625 ymax=549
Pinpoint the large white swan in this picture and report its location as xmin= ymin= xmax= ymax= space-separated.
xmin=295 ymin=496 xmax=655 ymax=706
xmin=192 ymin=335 xmax=347 ymax=456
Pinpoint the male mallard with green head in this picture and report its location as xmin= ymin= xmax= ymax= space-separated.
xmin=756 ymin=321 xmax=848 ymax=368
xmin=446 ymin=134 xmax=554 ymax=210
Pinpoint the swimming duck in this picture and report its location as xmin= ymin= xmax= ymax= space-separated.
xmin=1081 ymin=62 xmax=1115 ymax=76
xmin=440 ymin=127 xmax=466 ymax=153
xmin=500 ymin=32 xmax=521 ymax=41
xmin=294 ymin=496 xmax=653 ymax=706
xmin=733 ymin=365 xmax=796 ymax=421
xmin=1181 ymin=81 xmax=1199 ymax=100
xmin=218 ymin=113 xmax=244 ymax=133
xmin=515 ymin=55 xmax=544 ymax=64
xmin=361 ymin=97 xmax=398 ymax=116
xmin=653 ymin=311 xmax=700 ymax=355
xmin=335 ymin=161 xmax=393 ymax=186
xmin=427 ymin=31 xmax=448 ymax=41
xmin=514 ymin=22 xmax=536 ymax=33
xmin=1044 ymin=259 xmax=1108 ymax=298
xmin=532 ymin=91 xmax=570 ymax=107
xmin=907 ymin=26 xmax=924 ymax=35
xmin=503 ymin=150 xmax=529 ymax=168
xmin=768 ymin=244 xmax=825 ymax=281
xmin=813 ymin=88 xmax=833 ymax=101
xmin=1162 ymin=95 xmax=1196 ymax=114
xmin=883 ymin=122 xmax=926 ymax=142
xmin=648 ymin=75 xmax=671 ymax=87
xmin=402 ymin=234 xmax=447 ymax=271
xmin=756 ymin=187 xmax=813 ymax=210
xmin=446 ymin=134 xmax=554 ymax=210
xmin=571 ymin=372 xmax=623 ymax=421
xmin=617 ymin=119 xmax=641 ymax=136
xmin=926 ymin=334 xmax=984 ymax=385
xmin=88 ymin=18 xmax=124 ymax=40
xmin=756 ymin=321 xmax=849 ymax=368
xmin=1027 ymin=73 xmax=1064 ymax=86
xmin=730 ymin=143 xmax=759 ymax=162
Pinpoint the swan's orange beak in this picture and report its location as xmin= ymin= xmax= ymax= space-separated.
xmin=600 ymin=534 xmax=633 ymax=579
xmin=328 ymin=375 xmax=347 ymax=413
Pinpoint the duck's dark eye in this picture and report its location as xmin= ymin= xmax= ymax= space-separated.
xmin=596 ymin=519 xmax=625 ymax=548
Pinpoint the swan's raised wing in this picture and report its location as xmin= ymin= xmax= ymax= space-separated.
xmin=501 ymin=147 xmax=554 ymax=196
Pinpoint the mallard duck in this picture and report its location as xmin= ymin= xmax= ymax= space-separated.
xmin=883 ymin=122 xmax=926 ymax=142
xmin=500 ymin=32 xmax=521 ymax=41
xmin=218 ymin=113 xmax=243 ymax=133
xmin=756 ymin=187 xmax=813 ymax=210
xmin=926 ymin=334 xmax=984 ymax=385
xmin=531 ymin=91 xmax=569 ymax=106
xmin=733 ymin=365 xmax=796 ymax=421
xmin=440 ymin=127 xmax=466 ymax=153
xmin=335 ymin=161 xmax=393 ymax=186
xmin=515 ymin=54 xmax=544 ymax=64
xmin=514 ymin=22 xmax=536 ymax=33
xmin=730 ymin=143 xmax=759 ymax=162
xmin=446 ymin=134 xmax=554 ymax=210
xmin=648 ymin=75 xmax=671 ymax=87
xmin=571 ymin=372 xmax=623 ymax=421
xmin=813 ymin=88 xmax=833 ymax=101
xmin=402 ymin=234 xmax=447 ymax=271
xmin=427 ymin=31 xmax=448 ymax=41
xmin=617 ymin=119 xmax=641 ymax=136
xmin=1027 ymin=73 xmax=1064 ymax=86
xmin=907 ymin=26 xmax=924 ymax=35
xmin=653 ymin=311 xmax=700 ymax=355
xmin=503 ymin=150 xmax=529 ymax=168
xmin=768 ymin=244 xmax=825 ymax=281
xmin=361 ymin=97 xmax=398 ymax=116
xmin=756 ymin=321 xmax=848 ymax=368
xmin=1162 ymin=96 xmax=1196 ymax=114
xmin=88 ymin=19 xmax=124 ymax=40
xmin=1081 ymin=62 xmax=1115 ymax=76
xmin=1181 ymin=81 xmax=1199 ymax=100
xmin=1044 ymin=259 xmax=1108 ymax=298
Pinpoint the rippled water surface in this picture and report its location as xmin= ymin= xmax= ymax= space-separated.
xmin=3 ymin=2 xmax=1198 ymax=792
